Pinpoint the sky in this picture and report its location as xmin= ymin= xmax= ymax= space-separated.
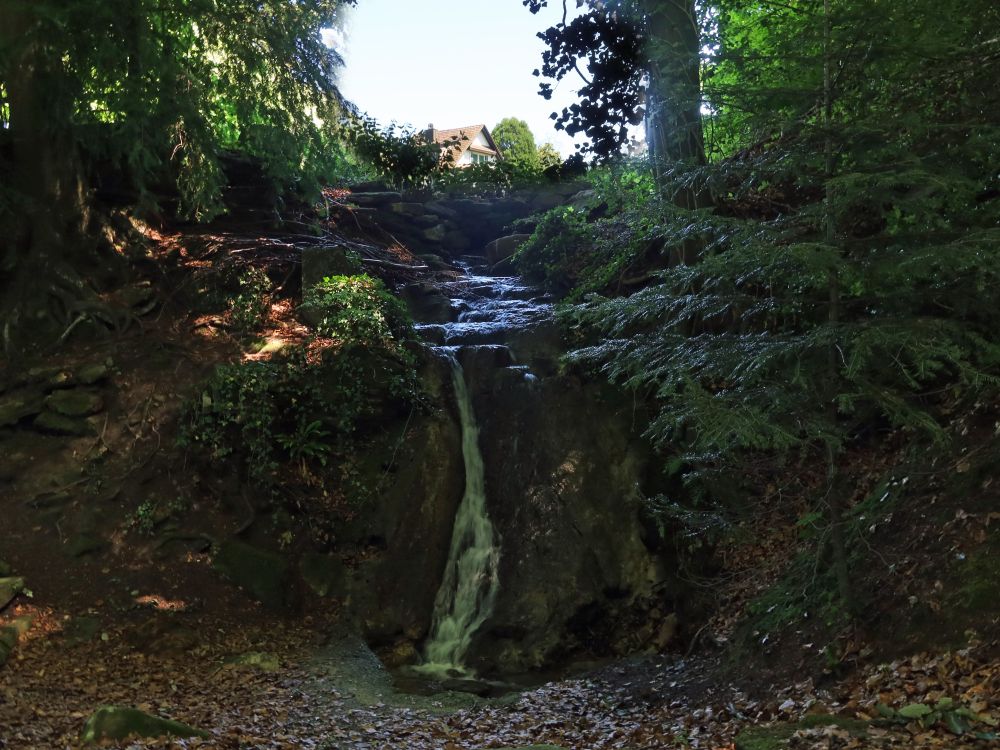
xmin=330 ymin=0 xmax=585 ymax=156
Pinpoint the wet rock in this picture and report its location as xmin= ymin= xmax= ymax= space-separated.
xmin=45 ymin=388 xmax=105 ymax=417
xmin=80 ymin=706 xmax=209 ymax=743
xmin=442 ymin=678 xmax=493 ymax=697
xmin=377 ymin=638 xmax=419 ymax=669
xmin=34 ymin=410 xmax=93 ymax=436
xmin=0 ymin=577 xmax=25 ymax=611
xmin=401 ymin=282 xmax=456 ymax=324
xmin=213 ymin=539 xmax=292 ymax=610
xmin=300 ymin=552 xmax=347 ymax=598
xmin=0 ymin=389 xmax=45 ymax=427
xmin=301 ymin=245 xmax=357 ymax=292
xmin=484 ymin=234 xmax=531 ymax=267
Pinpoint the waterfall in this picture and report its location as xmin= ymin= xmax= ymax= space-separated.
xmin=418 ymin=350 xmax=500 ymax=676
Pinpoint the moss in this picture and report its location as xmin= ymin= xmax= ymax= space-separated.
xmin=735 ymin=716 xmax=868 ymax=750
xmin=80 ymin=706 xmax=209 ymax=743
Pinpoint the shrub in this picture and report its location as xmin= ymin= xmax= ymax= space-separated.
xmin=299 ymin=274 xmax=412 ymax=348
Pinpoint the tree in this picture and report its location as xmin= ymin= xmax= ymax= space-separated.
xmin=536 ymin=142 xmax=563 ymax=171
xmin=492 ymin=117 xmax=541 ymax=171
xmin=0 ymin=0 xmax=356 ymax=352
xmin=565 ymin=0 xmax=1000 ymax=616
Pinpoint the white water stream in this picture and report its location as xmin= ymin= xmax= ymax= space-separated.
xmin=417 ymin=351 xmax=501 ymax=677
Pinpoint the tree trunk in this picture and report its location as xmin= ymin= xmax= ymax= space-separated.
xmin=642 ymin=0 xmax=711 ymax=208
xmin=0 ymin=2 xmax=109 ymax=353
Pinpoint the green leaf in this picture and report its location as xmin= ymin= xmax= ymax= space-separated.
xmin=898 ymin=703 xmax=932 ymax=719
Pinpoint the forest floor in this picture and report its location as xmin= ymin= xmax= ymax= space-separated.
xmin=2 ymin=208 xmax=1000 ymax=749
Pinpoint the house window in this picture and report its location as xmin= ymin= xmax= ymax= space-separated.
xmin=471 ymin=153 xmax=492 ymax=165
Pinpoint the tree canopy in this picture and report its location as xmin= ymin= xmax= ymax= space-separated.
xmin=492 ymin=118 xmax=541 ymax=171
xmin=0 ymin=0 xmax=356 ymax=350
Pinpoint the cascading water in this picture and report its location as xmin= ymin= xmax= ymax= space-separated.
xmin=417 ymin=350 xmax=500 ymax=676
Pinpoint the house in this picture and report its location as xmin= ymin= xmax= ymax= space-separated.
xmin=423 ymin=124 xmax=502 ymax=167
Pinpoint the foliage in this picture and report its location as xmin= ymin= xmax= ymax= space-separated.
xmin=434 ymin=158 xmax=549 ymax=197
xmin=179 ymin=339 xmax=421 ymax=538
xmin=536 ymin=143 xmax=562 ymax=171
xmin=522 ymin=0 xmax=647 ymax=158
xmin=0 ymin=0 xmax=357 ymax=221
xmin=514 ymin=160 xmax=659 ymax=296
xmin=492 ymin=117 xmax=541 ymax=171
xmin=299 ymin=274 xmax=413 ymax=349
xmin=342 ymin=116 xmax=444 ymax=189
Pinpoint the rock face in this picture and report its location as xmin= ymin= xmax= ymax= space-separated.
xmin=339 ymin=356 xmax=465 ymax=649
xmin=464 ymin=371 xmax=665 ymax=673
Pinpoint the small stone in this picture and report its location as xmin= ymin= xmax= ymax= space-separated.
xmin=80 ymin=706 xmax=209 ymax=743
xmin=45 ymin=388 xmax=105 ymax=417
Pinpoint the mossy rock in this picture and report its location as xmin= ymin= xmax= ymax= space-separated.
xmin=76 ymin=363 xmax=111 ymax=386
xmin=213 ymin=539 xmax=291 ymax=610
xmin=223 ymin=651 xmax=280 ymax=672
xmin=0 ymin=560 xmax=11 ymax=576
xmin=953 ymin=532 xmax=1000 ymax=612
xmin=0 ymin=389 xmax=45 ymax=427
xmin=80 ymin=706 xmax=209 ymax=743
xmin=34 ymin=410 xmax=93 ymax=436
xmin=0 ymin=617 xmax=31 ymax=667
xmin=0 ymin=576 xmax=25 ymax=610
xmin=45 ymin=388 xmax=105 ymax=417
xmin=735 ymin=716 xmax=868 ymax=750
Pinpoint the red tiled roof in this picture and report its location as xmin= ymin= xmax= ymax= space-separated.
xmin=424 ymin=124 xmax=502 ymax=163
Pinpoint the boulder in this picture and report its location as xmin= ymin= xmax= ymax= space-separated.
xmin=45 ymin=388 xmax=105 ymax=417
xmin=80 ymin=706 xmax=209 ymax=744
xmin=0 ymin=389 xmax=45 ymax=427
xmin=388 ymin=202 xmax=427 ymax=217
xmin=76 ymin=362 xmax=111 ymax=385
xmin=301 ymin=245 xmax=357 ymax=292
xmin=213 ymin=540 xmax=292 ymax=610
xmin=0 ymin=625 xmax=18 ymax=666
xmin=400 ymin=282 xmax=457 ymax=324
xmin=0 ymin=576 xmax=25 ymax=611
xmin=349 ymin=191 xmax=403 ymax=207
xmin=349 ymin=180 xmax=391 ymax=193
xmin=34 ymin=410 xmax=93 ymax=436
xmin=484 ymin=234 xmax=531 ymax=267
xmin=422 ymin=224 xmax=447 ymax=242
xmin=0 ymin=617 xmax=32 ymax=666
